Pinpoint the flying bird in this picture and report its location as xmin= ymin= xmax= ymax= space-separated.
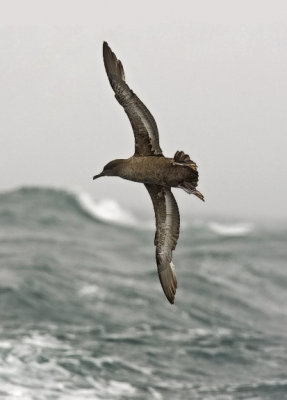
xmin=93 ymin=42 xmax=204 ymax=304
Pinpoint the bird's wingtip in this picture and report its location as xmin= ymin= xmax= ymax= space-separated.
xmin=166 ymin=291 xmax=176 ymax=305
xmin=158 ymin=261 xmax=177 ymax=305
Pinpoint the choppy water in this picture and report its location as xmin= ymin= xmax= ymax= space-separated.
xmin=0 ymin=186 xmax=287 ymax=399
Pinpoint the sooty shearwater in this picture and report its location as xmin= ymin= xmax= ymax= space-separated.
xmin=93 ymin=42 xmax=204 ymax=304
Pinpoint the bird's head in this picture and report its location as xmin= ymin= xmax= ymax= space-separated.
xmin=93 ymin=159 xmax=124 ymax=180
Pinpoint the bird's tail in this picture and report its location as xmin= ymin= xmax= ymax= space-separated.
xmin=173 ymin=150 xmax=197 ymax=170
xmin=173 ymin=151 xmax=204 ymax=201
xmin=180 ymin=182 xmax=205 ymax=201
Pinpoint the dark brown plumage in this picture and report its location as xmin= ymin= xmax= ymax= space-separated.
xmin=93 ymin=42 xmax=204 ymax=304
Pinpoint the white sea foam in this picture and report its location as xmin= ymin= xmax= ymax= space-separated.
xmin=148 ymin=387 xmax=163 ymax=399
xmin=161 ymin=327 xmax=233 ymax=342
xmin=0 ymin=331 xmax=137 ymax=399
xmin=0 ymin=340 xmax=11 ymax=349
xmin=76 ymin=191 xmax=138 ymax=227
xmin=104 ymin=380 xmax=136 ymax=396
xmin=208 ymin=221 xmax=254 ymax=236
xmin=22 ymin=331 xmax=69 ymax=349
xmin=78 ymin=284 xmax=106 ymax=300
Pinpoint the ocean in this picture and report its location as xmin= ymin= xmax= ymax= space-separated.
xmin=0 ymin=186 xmax=287 ymax=400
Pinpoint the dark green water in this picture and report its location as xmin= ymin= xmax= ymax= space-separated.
xmin=0 ymin=187 xmax=287 ymax=399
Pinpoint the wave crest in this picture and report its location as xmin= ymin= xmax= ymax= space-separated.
xmin=208 ymin=221 xmax=254 ymax=236
xmin=0 ymin=185 xmax=138 ymax=228
xmin=76 ymin=192 xmax=137 ymax=227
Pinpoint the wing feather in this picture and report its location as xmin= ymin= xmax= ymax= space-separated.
xmin=103 ymin=42 xmax=163 ymax=156
xmin=145 ymin=184 xmax=180 ymax=304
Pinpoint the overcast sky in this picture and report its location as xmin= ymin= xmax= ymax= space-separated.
xmin=1 ymin=0 xmax=286 ymax=221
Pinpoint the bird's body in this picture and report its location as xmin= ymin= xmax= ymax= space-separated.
xmin=105 ymin=155 xmax=199 ymax=189
xmin=93 ymin=42 xmax=204 ymax=304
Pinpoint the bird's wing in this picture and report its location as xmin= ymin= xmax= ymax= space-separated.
xmin=103 ymin=42 xmax=163 ymax=157
xmin=145 ymin=184 xmax=180 ymax=304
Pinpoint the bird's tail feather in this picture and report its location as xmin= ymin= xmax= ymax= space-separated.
xmin=180 ymin=182 xmax=205 ymax=201
xmin=173 ymin=150 xmax=197 ymax=170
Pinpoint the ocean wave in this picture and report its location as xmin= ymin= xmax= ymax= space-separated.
xmin=76 ymin=192 xmax=138 ymax=227
xmin=224 ymin=378 xmax=287 ymax=395
xmin=0 ymin=185 xmax=257 ymax=234
xmin=208 ymin=221 xmax=254 ymax=236
xmin=0 ymin=185 xmax=139 ymax=228
xmin=0 ymin=330 xmax=137 ymax=399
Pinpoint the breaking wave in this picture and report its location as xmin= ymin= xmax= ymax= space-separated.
xmin=76 ymin=192 xmax=138 ymax=227
xmin=208 ymin=221 xmax=254 ymax=236
xmin=0 ymin=185 xmax=138 ymax=228
xmin=0 ymin=186 xmax=257 ymax=235
xmin=0 ymin=184 xmax=286 ymax=399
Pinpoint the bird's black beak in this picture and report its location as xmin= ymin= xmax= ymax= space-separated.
xmin=93 ymin=172 xmax=105 ymax=180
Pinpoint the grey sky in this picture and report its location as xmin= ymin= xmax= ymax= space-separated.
xmin=1 ymin=1 xmax=286 ymax=221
